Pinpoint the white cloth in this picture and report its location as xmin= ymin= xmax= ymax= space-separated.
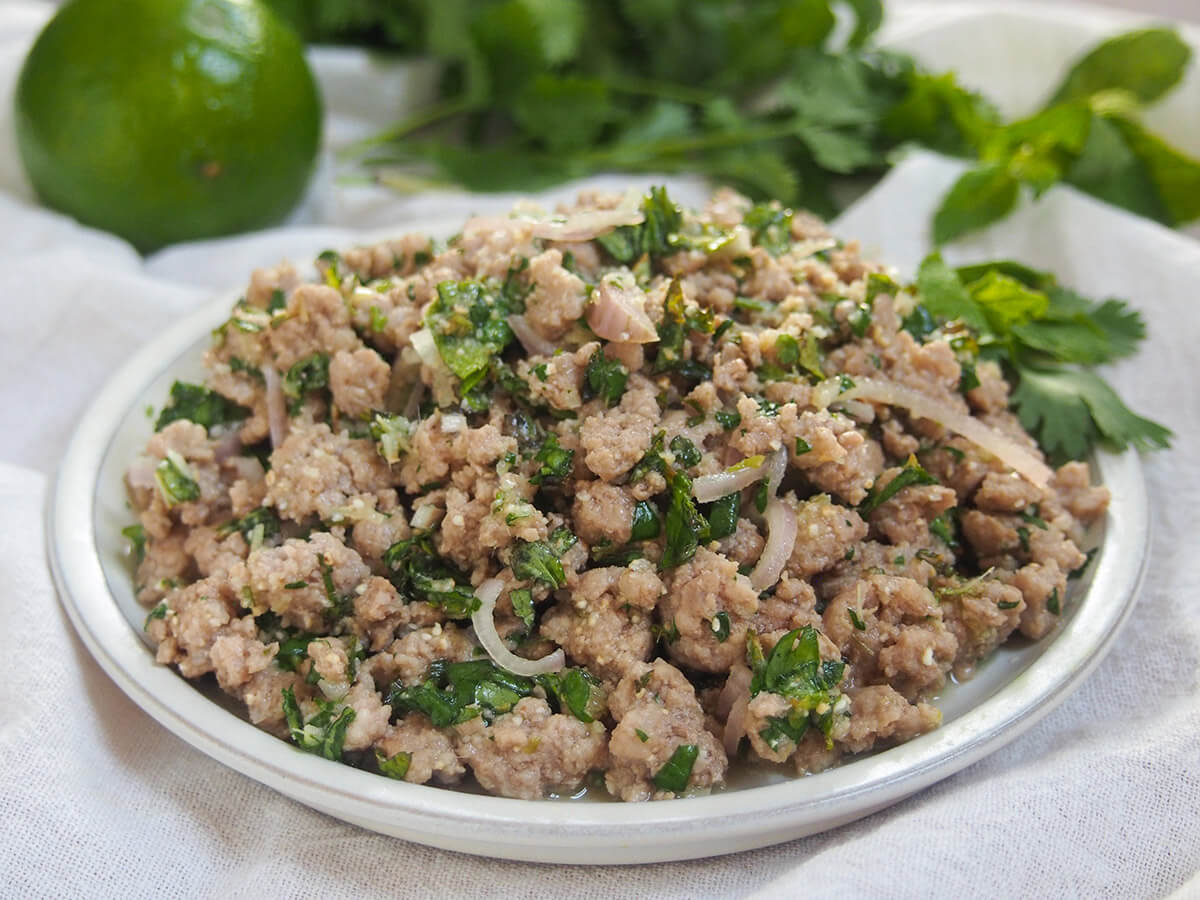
xmin=1 ymin=2 xmax=1198 ymax=897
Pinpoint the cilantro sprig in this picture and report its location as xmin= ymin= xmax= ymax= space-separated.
xmin=907 ymin=254 xmax=1170 ymax=460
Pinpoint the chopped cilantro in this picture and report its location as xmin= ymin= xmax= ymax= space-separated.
xmin=997 ymin=599 xmax=1021 ymax=610
xmin=930 ymin=510 xmax=959 ymax=548
xmin=154 ymin=381 xmax=248 ymax=433
xmin=281 ymin=353 xmax=330 ymax=416
xmin=597 ymin=187 xmax=682 ymax=263
xmin=369 ymin=305 xmax=388 ymax=333
xmin=631 ymin=500 xmax=663 ymax=542
xmin=281 ymin=686 xmax=355 ymax=762
xmin=1047 ymin=588 xmax=1061 ymax=615
xmin=584 ymin=349 xmax=628 ymax=406
xmin=369 ymin=413 xmax=415 ymax=464
xmin=659 ymin=469 xmax=709 ymax=570
xmin=143 ymin=601 xmax=167 ymax=630
xmin=795 ymin=437 xmax=812 ymax=455
xmin=154 ymin=450 xmax=200 ymax=507
xmin=375 ymin=749 xmax=412 ymax=780
xmin=848 ymin=608 xmax=866 ymax=631
xmin=122 ymin=524 xmax=146 ymax=568
xmin=748 ymin=626 xmax=846 ymax=749
xmin=510 ymin=531 xmax=575 ymax=589
xmin=668 ymin=435 xmax=701 ymax=468
xmin=424 ymin=280 xmax=515 ymax=391
xmin=652 ymin=743 xmax=699 ymax=794
xmin=715 ymin=409 xmax=741 ymax=431
xmin=743 ymin=202 xmax=793 ymax=256
xmin=635 ymin=728 xmax=650 ymax=743
xmin=704 ymin=492 xmax=740 ymax=541
xmin=386 ymin=659 xmax=533 ymax=728
xmin=537 ymin=668 xmax=603 ymax=723
xmin=510 ymin=588 xmax=535 ymax=630
xmin=530 ymin=433 xmax=574 ymax=486
xmin=710 ymin=611 xmax=732 ymax=642
xmin=859 ymin=456 xmax=938 ymax=516
xmin=532 ymin=363 xmax=549 ymax=382
xmin=383 ymin=532 xmax=480 ymax=618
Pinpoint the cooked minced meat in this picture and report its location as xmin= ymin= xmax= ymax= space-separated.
xmin=124 ymin=187 xmax=1109 ymax=801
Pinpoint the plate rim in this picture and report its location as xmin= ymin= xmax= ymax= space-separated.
xmin=47 ymin=287 xmax=1149 ymax=865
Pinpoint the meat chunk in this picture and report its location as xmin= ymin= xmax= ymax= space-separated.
xmin=540 ymin=563 xmax=660 ymax=682
xmin=329 ymin=347 xmax=390 ymax=420
xmin=605 ymin=660 xmax=728 ymax=801
xmin=454 ymin=697 xmax=607 ymax=799
xmin=786 ymin=494 xmax=868 ymax=579
xmin=265 ymin=422 xmax=394 ymax=523
xmin=374 ymin=713 xmax=465 ymax=785
xmin=579 ymin=377 xmax=659 ymax=481
xmin=226 ymin=532 xmax=370 ymax=632
xmin=823 ymin=574 xmax=957 ymax=700
xmin=837 ymin=685 xmax=940 ymax=754
xmin=660 ymin=547 xmax=760 ymax=673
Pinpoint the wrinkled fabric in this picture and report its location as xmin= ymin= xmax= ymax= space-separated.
xmin=1 ymin=2 xmax=1197 ymax=897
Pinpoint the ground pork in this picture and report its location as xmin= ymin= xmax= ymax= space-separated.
xmin=605 ymin=660 xmax=728 ymax=801
xmin=454 ymin=697 xmax=608 ymax=800
xmin=374 ymin=713 xmax=465 ymax=785
xmin=128 ymin=188 xmax=1111 ymax=803
xmin=265 ymin=422 xmax=394 ymax=523
xmin=823 ymin=574 xmax=958 ymax=700
xmin=660 ymin=547 xmax=760 ymax=673
xmin=540 ymin=563 xmax=661 ymax=683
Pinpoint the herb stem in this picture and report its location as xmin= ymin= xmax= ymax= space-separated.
xmin=340 ymin=96 xmax=478 ymax=160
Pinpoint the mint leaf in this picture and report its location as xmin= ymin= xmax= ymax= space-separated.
xmin=1066 ymin=116 xmax=1167 ymax=222
xmin=932 ymin=162 xmax=1020 ymax=245
xmin=1050 ymin=27 xmax=1192 ymax=106
xmin=1111 ymin=116 xmax=1200 ymax=226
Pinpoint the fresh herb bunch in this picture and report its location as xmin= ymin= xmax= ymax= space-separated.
xmin=302 ymin=1 xmax=1200 ymax=238
xmin=906 ymin=255 xmax=1172 ymax=460
xmin=334 ymin=0 xmax=947 ymax=216
xmin=932 ymin=29 xmax=1200 ymax=243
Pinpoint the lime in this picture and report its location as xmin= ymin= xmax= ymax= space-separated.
xmin=14 ymin=0 xmax=322 ymax=252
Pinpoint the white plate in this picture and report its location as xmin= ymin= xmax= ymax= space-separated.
xmin=46 ymin=273 xmax=1148 ymax=863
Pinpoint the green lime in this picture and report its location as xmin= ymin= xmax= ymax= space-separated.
xmin=14 ymin=0 xmax=322 ymax=253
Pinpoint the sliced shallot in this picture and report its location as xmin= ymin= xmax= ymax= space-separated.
xmin=840 ymin=378 xmax=1053 ymax=487
xmin=692 ymin=448 xmax=787 ymax=504
xmin=507 ymin=314 xmax=556 ymax=357
xmin=529 ymin=203 xmax=645 ymax=242
xmin=749 ymin=498 xmax=797 ymax=591
xmin=721 ymin=664 xmax=753 ymax=757
xmin=263 ymin=365 xmax=289 ymax=449
xmin=586 ymin=277 xmax=659 ymax=344
xmin=471 ymin=578 xmax=566 ymax=676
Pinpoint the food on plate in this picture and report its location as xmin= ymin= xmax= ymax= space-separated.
xmin=14 ymin=0 xmax=321 ymax=253
xmin=123 ymin=187 xmax=1111 ymax=801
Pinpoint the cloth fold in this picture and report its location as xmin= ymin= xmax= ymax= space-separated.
xmin=1 ymin=2 xmax=1197 ymax=897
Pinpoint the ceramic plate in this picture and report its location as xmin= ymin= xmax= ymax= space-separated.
xmin=46 ymin=268 xmax=1148 ymax=863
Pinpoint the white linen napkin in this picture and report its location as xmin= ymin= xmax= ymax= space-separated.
xmin=2 ymin=2 xmax=1198 ymax=897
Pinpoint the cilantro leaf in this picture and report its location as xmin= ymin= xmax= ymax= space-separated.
xmin=914 ymin=253 xmax=988 ymax=332
xmin=530 ymin=433 xmax=574 ymax=485
xmin=1011 ymin=364 xmax=1171 ymax=459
